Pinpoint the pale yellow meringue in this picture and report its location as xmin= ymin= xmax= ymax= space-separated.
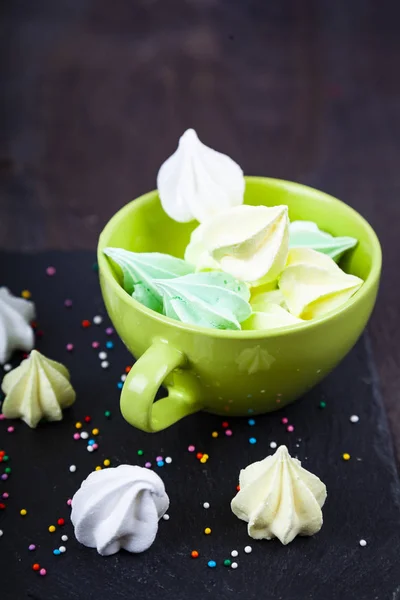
xmin=279 ymin=248 xmax=363 ymax=319
xmin=242 ymin=304 xmax=302 ymax=331
xmin=184 ymin=204 xmax=289 ymax=285
xmin=1 ymin=350 xmax=76 ymax=428
xmin=231 ymin=445 xmax=327 ymax=545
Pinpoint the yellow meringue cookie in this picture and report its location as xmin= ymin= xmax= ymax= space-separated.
xmin=185 ymin=204 xmax=289 ymax=285
xmin=231 ymin=445 xmax=327 ymax=545
xmin=242 ymin=304 xmax=302 ymax=331
xmin=1 ymin=350 xmax=76 ymax=428
xmin=279 ymin=248 xmax=363 ymax=319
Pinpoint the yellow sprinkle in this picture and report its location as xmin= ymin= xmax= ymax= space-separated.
xmin=211 ymin=431 xmax=218 ymax=438
xmin=342 ymin=453 xmax=351 ymax=461
xmin=204 ymin=527 xmax=212 ymax=535
xmin=202 ymin=454 xmax=209 ymax=459
xmin=75 ymin=422 xmax=82 ymax=429
xmin=20 ymin=509 xmax=27 ymax=516
xmin=95 ymin=466 xmax=102 ymax=471
xmin=21 ymin=290 xmax=31 ymax=299
xmin=48 ymin=525 xmax=56 ymax=533
xmin=200 ymin=457 xmax=208 ymax=464
xmin=92 ymin=428 xmax=99 ymax=436
xmin=103 ymin=459 xmax=110 ymax=467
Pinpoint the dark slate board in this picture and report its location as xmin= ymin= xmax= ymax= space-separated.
xmin=0 ymin=252 xmax=399 ymax=600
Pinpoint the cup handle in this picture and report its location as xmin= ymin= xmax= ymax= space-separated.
xmin=120 ymin=341 xmax=203 ymax=432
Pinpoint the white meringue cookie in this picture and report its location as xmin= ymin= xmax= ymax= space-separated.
xmin=231 ymin=445 xmax=327 ymax=545
xmin=185 ymin=204 xmax=289 ymax=285
xmin=0 ymin=287 xmax=35 ymax=364
xmin=71 ymin=465 xmax=169 ymax=556
xmin=157 ymin=128 xmax=245 ymax=223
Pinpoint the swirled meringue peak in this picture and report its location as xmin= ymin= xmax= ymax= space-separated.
xmin=71 ymin=465 xmax=169 ymax=556
xmin=185 ymin=204 xmax=289 ymax=285
xmin=0 ymin=287 xmax=35 ymax=364
xmin=157 ymin=128 xmax=245 ymax=223
xmin=231 ymin=445 xmax=327 ymax=545
xmin=1 ymin=350 xmax=76 ymax=428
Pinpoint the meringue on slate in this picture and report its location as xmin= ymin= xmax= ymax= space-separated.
xmin=185 ymin=204 xmax=289 ymax=286
xmin=71 ymin=465 xmax=169 ymax=556
xmin=231 ymin=445 xmax=327 ymax=545
xmin=1 ymin=350 xmax=76 ymax=428
xmin=157 ymin=128 xmax=245 ymax=223
xmin=0 ymin=287 xmax=35 ymax=364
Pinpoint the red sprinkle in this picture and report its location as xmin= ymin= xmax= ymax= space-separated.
xmin=196 ymin=452 xmax=203 ymax=460
xmin=222 ymin=421 xmax=229 ymax=428
xmin=57 ymin=518 xmax=65 ymax=526
xmin=84 ymin=416 xmax=91 ymax=423
xmin=0 ymin=503 xmax=6 ymax=510
xmin=32 ymin=563 xmax=40 ymax=571
xmin=82 ymin=320 xmax=91 ymax=328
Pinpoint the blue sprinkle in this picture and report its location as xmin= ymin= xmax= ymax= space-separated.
xmin=157 ymin=460 xmax=164 ymax=467
xmin=53 ymin=549 xmax=61 ymax=556
xmin=249 ymin=437 xmax=257 ymax=444
xmin=88 ymin=439 xmax=95 ymax=446
xmin=106 ymin=341 xmax=114 ymax=349
xmin=248 ymin=418 xmax=256 ymax=426
xmin=117 ymin=382 xmax=123 ymax=389
xmin=208 ymin=560 xmax=217 ymax=568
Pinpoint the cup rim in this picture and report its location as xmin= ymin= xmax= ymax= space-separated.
xmin=97 ymin=176 xmax=382 ymax=339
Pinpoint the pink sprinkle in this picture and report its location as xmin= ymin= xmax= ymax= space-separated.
xmin=64 ymin=299 xmax=73 ymax=308
xmin=188 ymin=445 xmax=195 ymax=452
xmin=39 ymin=568 xmax=47 ymax=576
xmin=92 ymin=341 xmax=100 ymax=349
xmin=281 ymin=417 xmax=288 ymax=424
xmin=73 ymin=433 xmax=80 ymax=440
xmin=7 ymin=426 xmax=14 ymax=433
xmin=29 ymin=544 xmax=36 ymax=551
xmin=287 ymin=425 xmax=294 ymax=432
xmin=0 ymin=414 xmax=5 ymax=421
xmin=225 ymin=429 xmax=233 ymax=437
xmin=105 ymin=327 xmax=114 ymax=335
xmin=156 ymin=455 xmax=163 ymax=462
xmin=92 ymin=443 xmax=98 ymax=450
xmin=144 ymin=462 xmax=152 ymax=468
xmin=66 ymin=343 xmax=74 ymax=352
xmin=2 ymin=493 xmax=9 ymax=499
xmin=67 ymin=499 xmax=72 ymax=506
xmin=1 ymin=474 xmax=8 ymax=481
xmin=46 ymin=266 xmax=56 ymax=276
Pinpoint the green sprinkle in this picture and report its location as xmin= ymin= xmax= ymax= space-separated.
xmin=137 ymin=450 xmax=144 ymax=456
xmin=223 ymin=559 xmax=231 ymax=567
xmin=5 ymin=467 xmax=11 ymax=474
xmin=104 ymin=410 xmax=111 ymax=418
xmin=2 ymin=456 xmax=9 ymax=462
xmin=319 ymin=401 xmax=326 ymax=409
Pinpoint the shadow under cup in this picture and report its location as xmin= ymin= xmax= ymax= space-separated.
xmin=97 ymin=177 xmax=381 ymax=433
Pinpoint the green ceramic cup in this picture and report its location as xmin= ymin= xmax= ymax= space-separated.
xmin=97 ymin=177 xmax=381 ymax=432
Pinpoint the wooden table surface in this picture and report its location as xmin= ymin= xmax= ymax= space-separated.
xmin=1 ymin=0 xmax=399 ymax=459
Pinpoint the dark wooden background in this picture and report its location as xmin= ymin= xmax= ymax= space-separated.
xmin=1 ymin=0 xmax=399 ymax=457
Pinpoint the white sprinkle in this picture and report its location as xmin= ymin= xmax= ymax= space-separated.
xmin=59 ymin=546 xmax=66 ymax=553
xmin=231 ymin=562 xmax=238 ymax=569
xmin=93 ymin=315 xmax=103 ymax=325
xmin=244 ymin=545 xmax=252 ymax=554
xmin=69 ymin=465 xmax=76 ymax=472
xmin=165 ymin=456 xmax=172 ymax=464
xmin=350 ymin=415 xmax=359 ymax=423
xmin=162 ymin=514 xmax=170 ymax=521
xmin=121 ymin=374 xmax=127 ymax=382
xmin=3 ymin=364 xmax=12 ymax=372
xmin=270 ymin=441 xmax=277 ymax=449
xmin=0 ymin=529 xmax=3 ymax=537
xmin=359 ymin=539 xmax=367 ymax=547
xmin=99 ymin=351 xmax=107 ymax=360
xmin=231 ymin=550 xmax=238 ymax=557
xmin=101 ymin=361 xmax=109 ymax=369
xmin=61 ymin=535 xmax=68 ymax=542
xmin=203 ymin=502 xmax=210 ymax=509
xmin=80 ymin=431 xmax=89 ymax=440
xmin=87 ymin=446 xmax=94 ymax=453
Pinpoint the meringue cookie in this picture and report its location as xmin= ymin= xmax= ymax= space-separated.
xmin=289 ymin=220 xmax=357 ymax=262
xmin=104 ymin=247 xmax=194 ymax=312
xmin=279 ymin=248 xmax=363 ymax=319
xmin=71 ymin=465 xmax=169 ymax=556
xmin=157 ymin=128 xmax=245 ymax=223
xmin=155 ymin=271 xmax=251 ymax=330
xmin=242 ymin=304 xmax=302 ymax=331
xmin=231 ymin=445 xmax=327 ymax=545
xmin=1 ymin=350 xmax=76 ymax=428
xmin=185 ymin=204 xmax=289 ymax=285
xmin=0 ymin=287 xmax=35 ymax=364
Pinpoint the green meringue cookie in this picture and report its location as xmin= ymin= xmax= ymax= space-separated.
xmin=289 ymin=221 xmax=357 ymax=262
xmin=104 ymin=247 xmax=194 ymax=312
